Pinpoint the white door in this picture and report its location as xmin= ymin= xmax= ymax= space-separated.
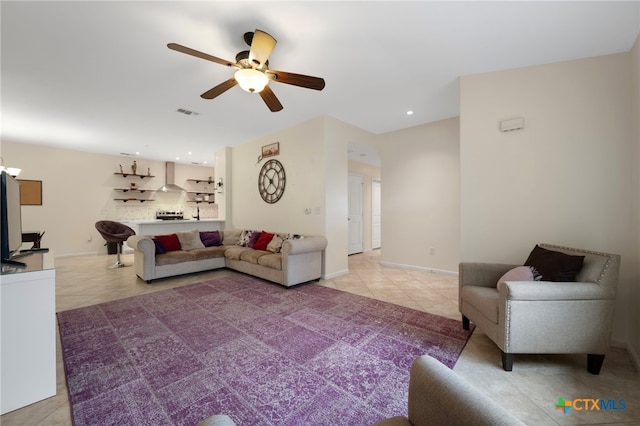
xmin=348 ymin=174 xmax=364 ymax=255
xmin=372 ymin=179 xmax=381 ymax=249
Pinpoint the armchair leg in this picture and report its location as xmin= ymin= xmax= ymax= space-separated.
xmin=501 ymin=352 xmax=513 ymax=371
xmin=587 ymin=354 xmax=605 ymax=375
xmin=462 ymin=315 xmax=470 ymax=330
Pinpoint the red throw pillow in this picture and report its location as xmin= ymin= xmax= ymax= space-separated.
xmin=154 ymin=233 xmax=181 ymax=252
xmin=253 ymin=231 xmax=275 ymax=251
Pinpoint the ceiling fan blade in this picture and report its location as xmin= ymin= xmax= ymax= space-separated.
xmin=201 ymin=78 xmax=238 ymax=99
xmin=267 ymin=70 xmax=325 ymax=91
xmin=167 ymin=43 xmax=235 ymax=67
xmin=249 ymin=30 xmax=277 ymax=69
xmin=259 ymin=85 xmax=283 ymax=112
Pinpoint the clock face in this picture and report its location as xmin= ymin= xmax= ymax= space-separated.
xmin=258 ymin=159 xmax=286 ymax=203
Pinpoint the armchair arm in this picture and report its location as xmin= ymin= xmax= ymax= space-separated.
xmin=499 ymin=280 xmax=610 ymax=301
xmin=459 ymin=262 xmax=518 ymax=289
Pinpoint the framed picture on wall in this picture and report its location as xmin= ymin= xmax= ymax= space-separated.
xmin=261 ymin=142 xmax=280 ymax=159
xmin=17 ymin=179 xmax=43 ymax=205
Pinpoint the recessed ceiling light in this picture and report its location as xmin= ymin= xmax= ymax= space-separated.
xmin=407 ymin=110 xmax=414 ymax=115
xmin=188 ymin=152 xmax=192 ymax=155
xmin=176 ymin=157 xmax=180 ymax=161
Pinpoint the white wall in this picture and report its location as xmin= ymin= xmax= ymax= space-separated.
xmin=214 ymin=147 xmax=230 ymax=224
xmin=630 ymin=33 xmax=640 ymax=366
xmin=324 ymin=117 xmax=376 ymax=277
xmin=460 ymin=53 xmax=635 ymax=345
xmin=2 ymin=141 xmax=217 ymax=256
xmin=230 ymin=116 xmax=326 ymax=234
xmin=377 ymin=117 xmax=460 ymax=273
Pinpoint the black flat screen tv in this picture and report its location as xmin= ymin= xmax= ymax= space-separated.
xmin=1 ymin=170 xmax=25 ymax=266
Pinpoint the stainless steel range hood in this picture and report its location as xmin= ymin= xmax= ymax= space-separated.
xmin=158 ymin=162 xmax=185 ymax=192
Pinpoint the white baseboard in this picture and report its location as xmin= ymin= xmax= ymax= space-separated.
xmin=322 ymin=269 xmax=350 ymax=280
xmin=55 ymin=250 xmax=122 ymax=258
xmin=379 ymin=261 xmax=458 ymax=276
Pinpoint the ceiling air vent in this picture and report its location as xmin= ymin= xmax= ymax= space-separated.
xmin=176 ymin=108 xmax=199 ymax=116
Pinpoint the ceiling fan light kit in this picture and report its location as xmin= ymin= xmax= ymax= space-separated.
xmin=235 ymin=68 xmax=269 ymax=93
xmin=168 ymin=29 xmax=325 ymax=112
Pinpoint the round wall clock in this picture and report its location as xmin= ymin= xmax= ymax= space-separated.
xmin=258 ymin=159 xmax=286 ymax=203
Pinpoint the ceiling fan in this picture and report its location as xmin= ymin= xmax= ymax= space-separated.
xmin=168 ymin=30 xmax=325 ymax=112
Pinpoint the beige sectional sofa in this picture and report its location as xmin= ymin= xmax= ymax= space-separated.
xmin=127 ymin=229 xmax=328 ymax=287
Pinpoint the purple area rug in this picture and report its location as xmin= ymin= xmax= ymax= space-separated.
xmin=57 ymin=275 xmax=474 ymax=425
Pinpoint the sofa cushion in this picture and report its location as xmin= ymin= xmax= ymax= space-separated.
xmin=253 ymin=232 xmax=275 ymax=251
xmin=222 ymin=229 xmax=242 ymax=245
xmin=524 ymin=245 xmax=585 ymax=282
xmin=176 ymin=229 xmax=205 ymax=251
xmin=257 ymin=253 xmax=282 ymax=270
xmin=191 ymin=246 xmax=227 ymax=261
xmin=240 ymin=249 xmax=270 ymax=264
xmin=224 ymin=246 xmax=251 ymax=260
xmin=200 ymin=230 xmax=222 ymax=247
xmin=267 ymin=235 xmax=284 ymax=253
xmin=155 ymin=250 xmax=195 ymax=266
xmin=155 ymin=233 xmax=181 ymax=252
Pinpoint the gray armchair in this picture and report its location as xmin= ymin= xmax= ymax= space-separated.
xmin=371 ymin=355 xmax=524 ymax=426
xmin=459 ymin=243 xmax=620 ymax=374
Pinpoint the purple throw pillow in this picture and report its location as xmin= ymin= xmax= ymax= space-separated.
xmin=247 ymin=231 xmax=262 ymax=248
xmin=199 ymin=230 xmax=222 ymax=247
xmin=152 ymin=238 xmax=166 ymax=254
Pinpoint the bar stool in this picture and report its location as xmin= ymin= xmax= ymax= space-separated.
xmin=94 ymin=220 xmax=135 ymax=268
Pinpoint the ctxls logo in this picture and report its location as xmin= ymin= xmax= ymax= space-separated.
xmin=555 ymin=397 xmax=626 ymax=414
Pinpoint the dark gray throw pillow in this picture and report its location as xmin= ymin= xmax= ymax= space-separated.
xmin=524 ymin=245 xmax=585 ymax=282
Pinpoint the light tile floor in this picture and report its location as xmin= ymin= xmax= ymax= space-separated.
xmin=2 ymin=250 xmax=639 ymax=425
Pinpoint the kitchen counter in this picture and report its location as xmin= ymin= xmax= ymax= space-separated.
xmin=121 ymin=219 xmax=225 ymax=252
